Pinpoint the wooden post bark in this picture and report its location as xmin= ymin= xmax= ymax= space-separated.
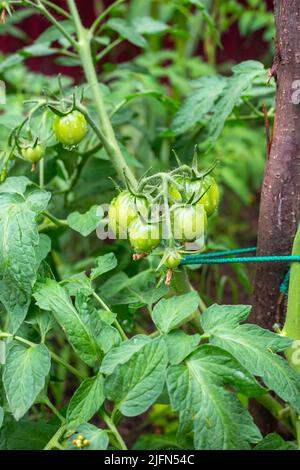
xmin=252 ymin=0 xmax=300 ymax=330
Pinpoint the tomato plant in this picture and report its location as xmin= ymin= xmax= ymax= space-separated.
xmin=0 ymin=0 xmax=299 ymax=454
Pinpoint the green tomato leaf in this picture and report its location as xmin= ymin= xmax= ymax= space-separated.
xmin=101 ymin=335 xmax=151 ymax=375
xmin=0 ymin=417 xmax=58 ymax=450
xmin=35 ymin=234 xmax=51 ymax=269
xmin=172 ymin=61 xmax=265 ymax=149
xmin=61 ymin=272 xmax=93 ymax=297
xmin=67 ymin=205 xmax=103 ymax=237
xmin=20 ymin=43 xmax=57 ymax=58
xmin=99 ymin=270 xmax=167 ymax=308
xmin=34 ymin=279 xmax=103 ymax=366
xmin=26 ymin=306 xmax=56 ymax=342
xmin=90 ymin=252 xmax=117 ymax=281
xmin=132 ymin=16 xmax=169 ymax=35
xmin=66 ymin=373 xmax=105 ymax=429
xmin=105 ymin=338 xmax=168 ymax=416
xmin=36 ymin=20 xmax=74 ymax=45
xmin=0 ymin=179 xmax=51 ymax=332
xmin=202 ymin=61 xmax=265 ymax=150
xmin=152 ymin=291 xmax=200 ymax=333
xmin=0 ymin=54 xmax=24 ymax=73
xmin=0 ymin=176 xmax=32 ymax=195
xmin=164 ymin=330 xmax=201 ymax=365
xmin=106 ymin=18 xmax=147 ymax=48
xmin=167 ymin=345 xmax=262 ymax=450
xmin=67 ymin=424 xmax=109 ymax=451
xmin=171 ymin=76 xmax=227 ymax=135
xmin=3 ymin=343 xmax=51 ymax=420
xmin=185 ymin=0 xmax=218 ymax=36
xmin=133 ymin=433 xmax=181 ymax=450
xmin=254 ymin=433 xmax=297 ymax=451
xmin=201 ymin=304 xmax=300 ymax=413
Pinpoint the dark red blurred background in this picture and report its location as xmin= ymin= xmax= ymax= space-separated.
xmin=0 ymin=0 xmax=274 ymax=77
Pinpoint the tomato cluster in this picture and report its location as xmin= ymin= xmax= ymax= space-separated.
xmin=108 ymin=168 xmax=220 ymax=275
xmin=169 ymin=175 xmax=220 ymax=216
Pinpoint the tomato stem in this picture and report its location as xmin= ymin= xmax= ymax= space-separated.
xmin=255 ymin=394 xmax=295 ymax=437
xmin=92 ymin=291 xmax=128 ymax=341
xmin=42 ymin=211 xmax=68 ymax=227
xmin=44 ymin=424 xmax=67 ymax=451
xmin=99 ymin=409 xmax=128 ymax=450
xmin=67 ymin=0 xmax=137 ymax=187
xmin=43 ymin=397 xmax=66 ymax=424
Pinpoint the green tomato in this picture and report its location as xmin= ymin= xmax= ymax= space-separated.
xmin=169 ymin=176 xmax=220 ymax=216
xmin=128 ymin=217 xmax=161 ymax=253
xmin=108 ymin=191 xmax=149 ymax=238
xmin=21 ymin=144 xmax=45 ymax=163
xmin=168 ymin=182 xmax=182 ymax=202
xmin=172 ymin=204 xmax=207 ymax=242
xmin=169 ymin=176 xmax=200 ymax=203
xmin=53 ymin=111 xmax=88 ymax=146
xmin=199 ymin=176 xmax=220 ymax=217
xmin=164 ymin=250 xmax=182 ymax=269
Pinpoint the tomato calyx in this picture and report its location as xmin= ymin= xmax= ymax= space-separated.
xmin=162 ymin=249 xmax=182 ymax=269
xmin=165 ymin=268 xmax=173 ymax=286
xmin=0 ymin=1 xmax=11 ymax=24
xmin=133 ymin=252 xmax=148 ymax=261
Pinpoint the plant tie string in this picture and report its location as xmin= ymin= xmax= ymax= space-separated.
xmin=181 ymin=247 xmax=300 ymax=294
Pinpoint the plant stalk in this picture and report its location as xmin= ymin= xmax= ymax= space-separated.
xmin=100 ymin=409 xmax=127 ymax=450
xmin=67 ymin=0 xmax=137 ymax=187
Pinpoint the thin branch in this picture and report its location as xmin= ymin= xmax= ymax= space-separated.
xmin=95 ymin=37 xmax=122 ymax=62
xmin=90 ymin=0 xmax=125 ymax=35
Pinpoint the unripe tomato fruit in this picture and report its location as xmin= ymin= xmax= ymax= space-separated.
xmin=168 ymin=183 xmax=182 ymax=202
xmin=128 ymin=217 xmax=161 ymax=253
xmin=169 ymin=175 xmax=219 ymax=216
xmin=172 ymin=205 xmax=207 ymax=242
xmin=53 ymin=111 xmax=88 ymax=146
xmin=164 ymin=250 xmax=182 ymax=269
xmin=108 ymin=191 xmax=148 ymax=237
xmin=21 ymin=144 xmax=45 ymax=163
xmin=200 ymin=176 xmax=220 ymax=217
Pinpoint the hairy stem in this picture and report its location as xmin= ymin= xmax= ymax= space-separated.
xmin=99 ymin=409 xmax=127 ymax=450
xmin=44 ymin=424 xmax=66 ymax=450
xmin=92 ymin=291 xmax=128 ymax=341
xmin=67 ymin=0 xmax=137 ymax=187
xmin=255 ymin=394 xmax=295 ymax=437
